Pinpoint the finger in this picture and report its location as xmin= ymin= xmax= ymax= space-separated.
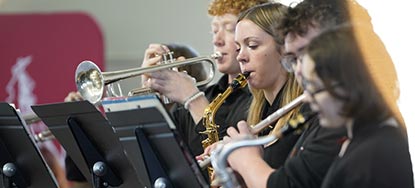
xmin=226 ymin=126 xmax=239 ymax=137
xmin=236 ymin=121 xmax=251 ymax=134
xmin=144 ymin=47 xmax=160 ymax=60
xmin=176 ymin=56 xmax=186 ymax=61
xmin=149 ymin=70 xmax=170 ymax=80
xmin=74 ymin=92 xmax=83 ymax=101
xmin=148 ymin=77 xmax=167 ymax=91
xmin=64 ymin=92 xmax=77 ymax=102
xmin=222 ymin=135 xmax=231 ymax=143
xmin=205 ymin=142 xmax=218 ymax=155
xmin=143 ymin=54 xmax=163 ymax=67
xmin=145 ymin=44 xmax=169 ymax=59
xmin=148 ymin=44 xmax=170 ymax=54
xmin=160 ymin=44 xmax=170 ymax=53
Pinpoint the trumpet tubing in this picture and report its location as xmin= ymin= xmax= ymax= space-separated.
xmin=21 ymin=113 xmax=55 ymax=142
xmin=76 ymin=52 xmax=221 ymax=104
xmin=22 ymin=112 xmax=42 ymax=125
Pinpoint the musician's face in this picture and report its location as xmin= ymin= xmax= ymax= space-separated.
xmin=284 ymin=28 xmax=321 ymax=85
xmin=211 ymin=14 xmax=242 ymax=75
xmin=235 ymin=19 xmax=286 ymax=90
xmin=301 ymin=54 xmax=347 ymax=128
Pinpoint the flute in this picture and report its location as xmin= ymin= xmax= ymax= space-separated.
xmin=198 ymin=94 xmax=306 ymax=169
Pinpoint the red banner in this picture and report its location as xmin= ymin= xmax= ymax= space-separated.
xmin=0 ymin=13 xmax=104 ymax=186
xmin=0 ymin=12 xmax=104 ymax=110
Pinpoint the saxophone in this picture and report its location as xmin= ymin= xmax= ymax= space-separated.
xmin=200 ymin=72 xmax=250 ymax=177
xmin=201 ymin=72 xmax=250 ymax=148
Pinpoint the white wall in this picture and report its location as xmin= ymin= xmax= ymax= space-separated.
xmin=357 ymin=0 xmax=415 ymax=182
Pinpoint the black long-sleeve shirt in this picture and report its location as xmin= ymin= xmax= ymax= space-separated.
xmin=321 ymin=119 xmax=414 ymax=188
xmin=259 ymin=84 xmax=302 ymax=169
xmin=172 ymin=75 xmax=251 ymax=156
xmin=267 ymin=107 xmax=346 ymax=188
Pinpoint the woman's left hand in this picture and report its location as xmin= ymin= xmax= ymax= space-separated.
xmin=225 ymin=121 xmax=263 ymax=173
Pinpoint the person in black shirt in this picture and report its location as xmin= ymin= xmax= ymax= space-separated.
xmin=232 ymin=3 xmax=304 ymax=170
xmin=141 ymin=0 xmax=270 ymax=156
xmin=301 ymin=26 xmax=413 ymax=188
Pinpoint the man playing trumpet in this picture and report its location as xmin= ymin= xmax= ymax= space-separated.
xmin=141 ymin=0 xmax=269 ymax=156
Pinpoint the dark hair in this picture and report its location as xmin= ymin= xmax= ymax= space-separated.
xmin=306 ymin=26 xmax=401 ymax=126
xmin=277 ymin=0 xmax=370 ymax=37
xmin=165 ymin=43 xmax=207 ymax=83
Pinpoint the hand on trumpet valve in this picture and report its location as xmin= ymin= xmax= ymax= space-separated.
xmin=141 ymin=44 xmax=171 ymax=86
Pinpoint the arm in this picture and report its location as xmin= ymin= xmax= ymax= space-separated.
xmin=142 ymin=44 xmax=209 ymax=123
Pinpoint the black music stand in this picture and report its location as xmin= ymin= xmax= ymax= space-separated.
xmin=31 ymin=101 xmax=146 ymax=188
xmin=103 ymin=95 xmax=209 ymax=188
xmin=0 ymin=102 xmax=58 ymax=188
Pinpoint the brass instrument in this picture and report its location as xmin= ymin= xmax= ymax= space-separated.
xmin=22 ymin=112 xmax=55 ymax=142
xmin=22 ymin=112 xmax=41 ymax=125
xmin=198 ymin=94 xmax=306 ymax=169
xmin=200 ymin=72 xmax=250 ymax=177
xmin=75 ymin=52 xmax=221 ymax=104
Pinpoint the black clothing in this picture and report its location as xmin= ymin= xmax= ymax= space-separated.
xmin=260 ymin=84 xmax=302 ymax=169
xmin=321 ymin=120 xmax=414 ymax=188
xmin=172 ymin=75 xmax=251 ymax=155
xmin=267 ymin=106 xmax=347 ymax=188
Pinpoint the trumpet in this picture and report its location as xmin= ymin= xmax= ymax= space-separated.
xmin=75 ymin=52 xmax=221 ymax=104
xmin=21 ymin=112 xmax=55 ymax=142
xmin=198 ymin=94 xmax=306 ymax=169
xmin=22 ymin=112 xmax=42 ymax=125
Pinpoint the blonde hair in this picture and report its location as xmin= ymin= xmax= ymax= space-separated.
xmin=248 ymin=74 xmax=303 ymax=135
xmin=241 ymin=3 xmax=303 ymax=135
xmin=208 ymin=0 xmax=270 ymax=16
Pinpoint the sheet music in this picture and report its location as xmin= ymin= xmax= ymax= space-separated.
xmin=102 ymin=94 xmax=176 ymax=129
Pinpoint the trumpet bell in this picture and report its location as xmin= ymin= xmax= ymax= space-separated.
xmin=75 ymin=61 xmax=105 ymax=104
